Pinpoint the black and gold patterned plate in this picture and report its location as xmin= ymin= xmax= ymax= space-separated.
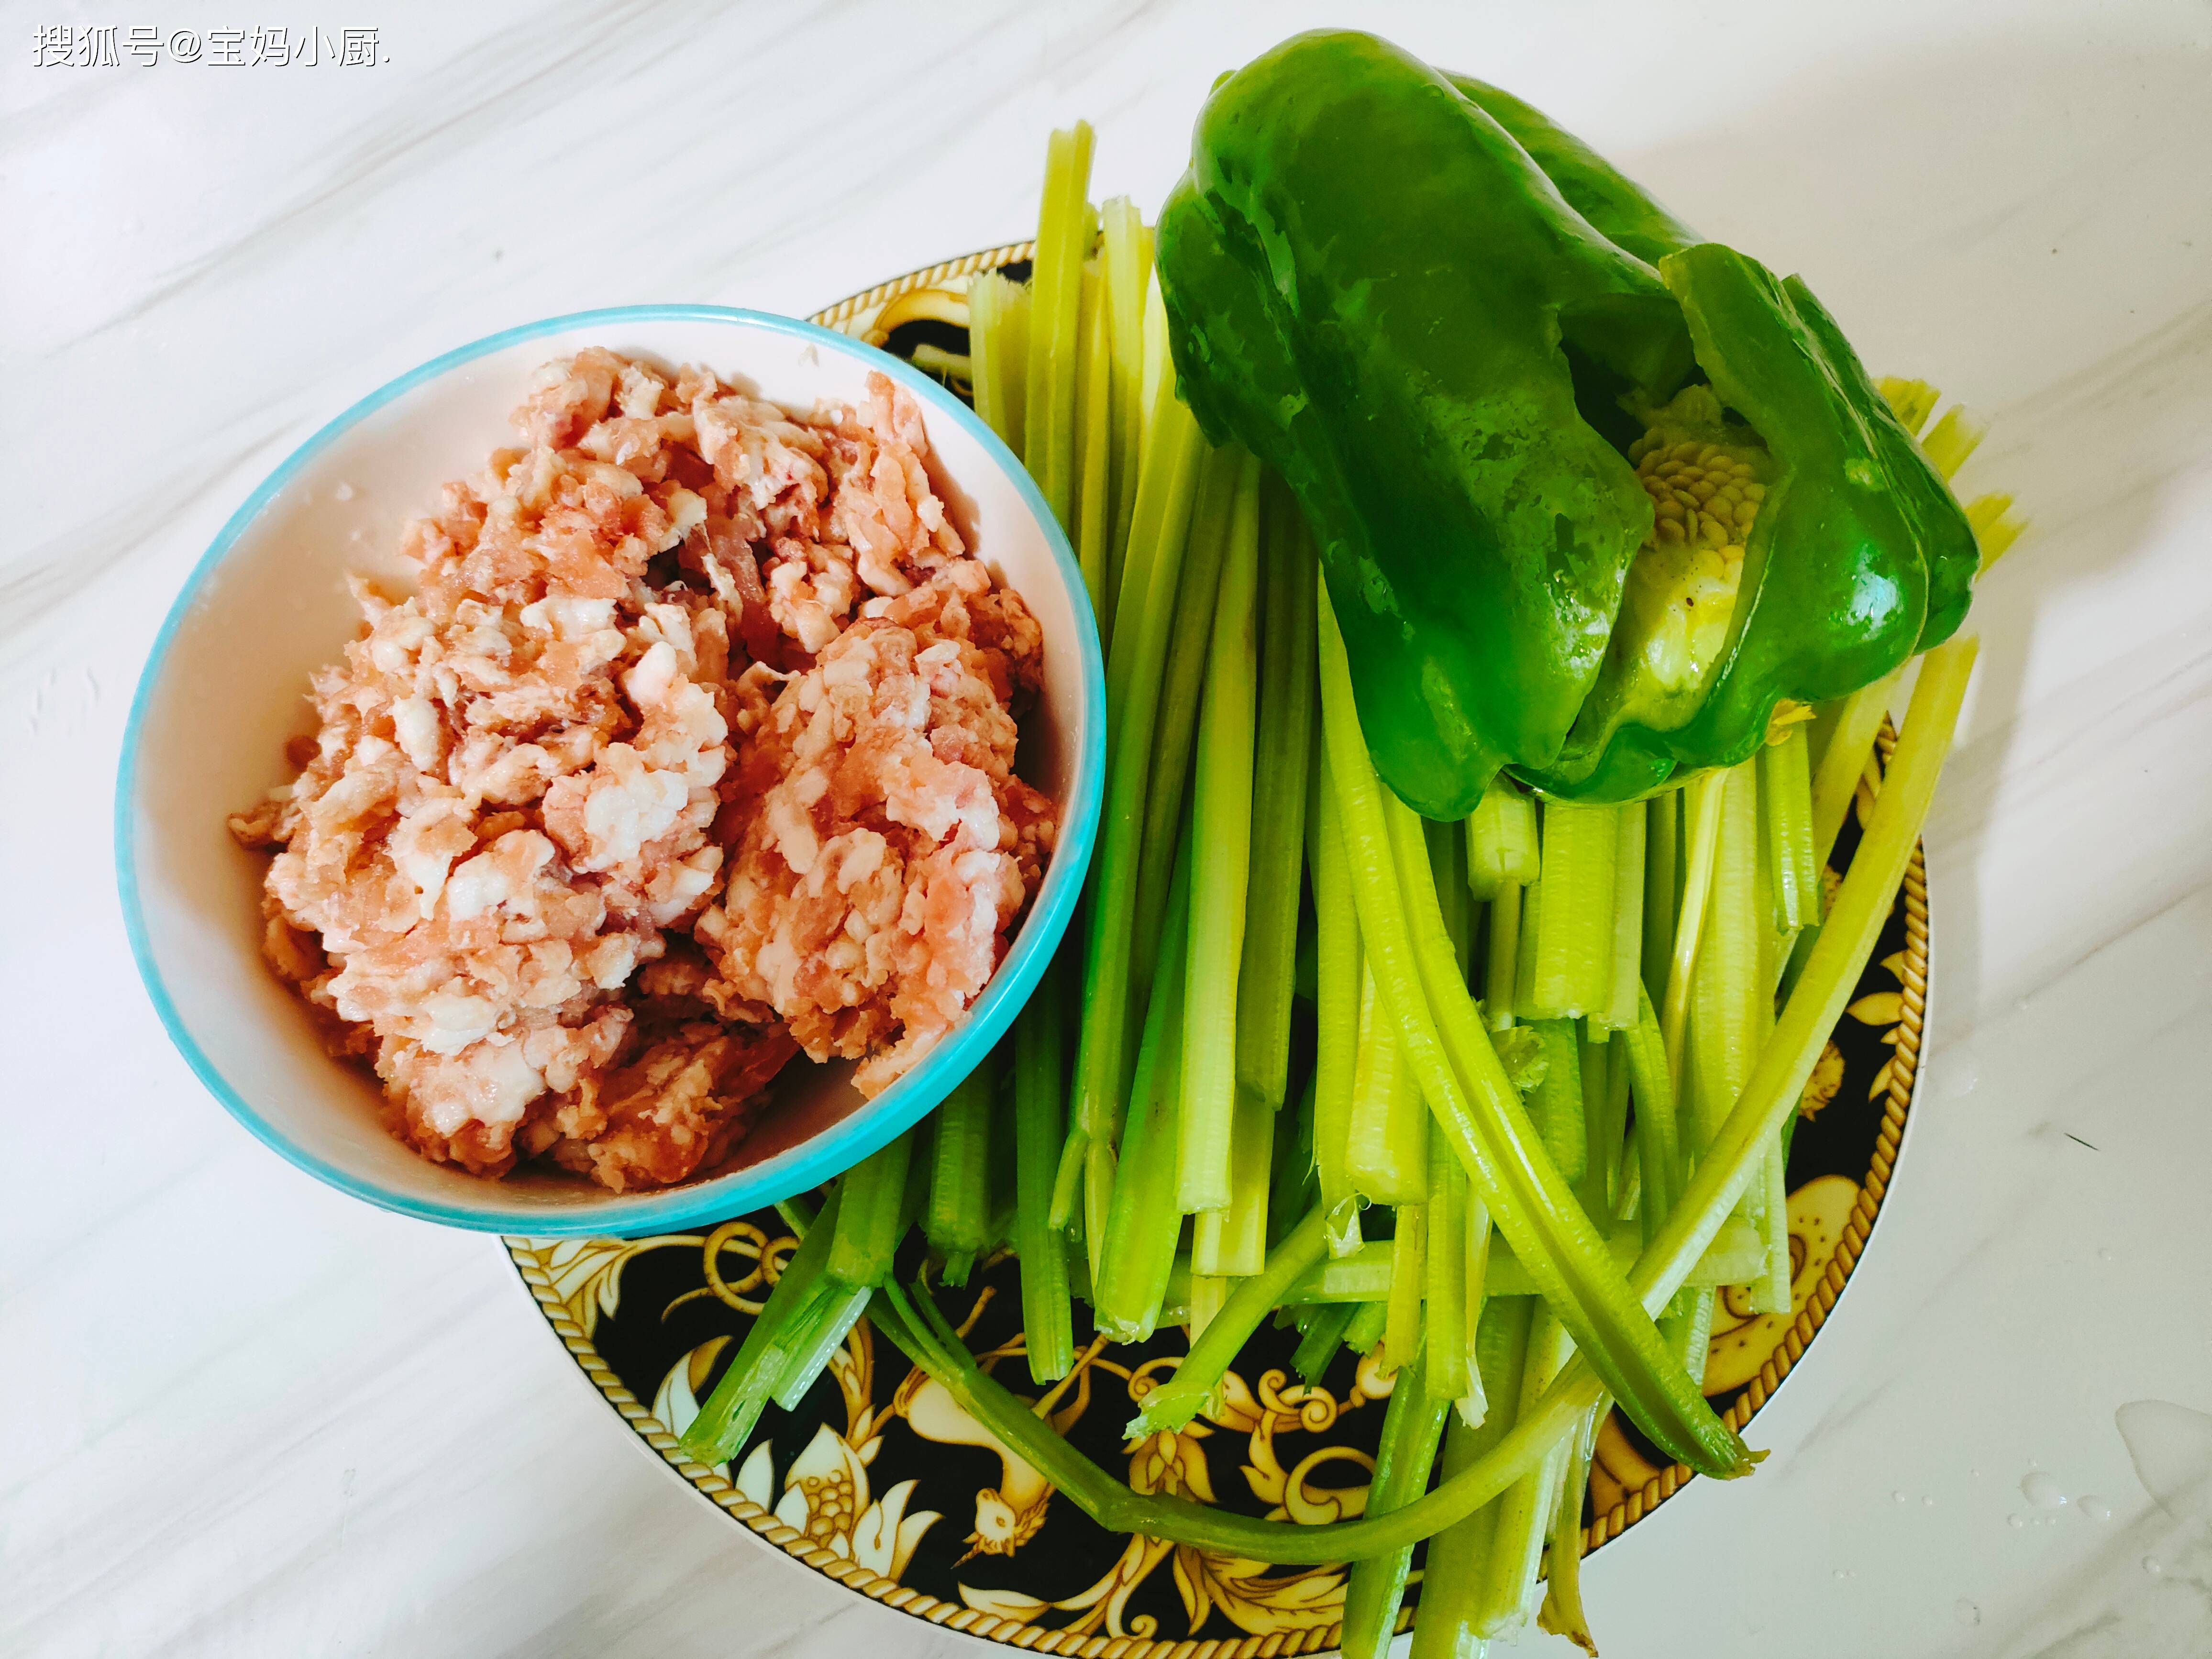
xmin=505 ymin=251 xmax=1930 ymax=1656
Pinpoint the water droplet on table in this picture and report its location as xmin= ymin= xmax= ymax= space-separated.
xmin=2007 ymin=1515 xmax=2025 ymax=1529
xmin=1922 ymin=1495 xmax=1936 ymax=1507
xmin=2078 ymin=1494 xmax=2111 ymax=1521
xmin=2021 ymin=1470 xmax=2068 ymax=1508
xmin=1954 ymin=1599 xmax=1981 ymax=1627
xmin=2145 ymin=1556 xmax=2163 ymax=1576
xmin=1892 ymin=1490 xmax=1908 ymax=1503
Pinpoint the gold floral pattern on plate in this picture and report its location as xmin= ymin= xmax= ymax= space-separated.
xmin=503 ymin=253 xmax=1931 ymax=1654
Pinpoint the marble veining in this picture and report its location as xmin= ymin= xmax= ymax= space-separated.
xmin=7 ymin=1 xmax=2211 ymax=1654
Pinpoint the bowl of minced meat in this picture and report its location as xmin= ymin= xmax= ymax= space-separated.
xmin=119 ymin=308 xmax=1103 ymax=1235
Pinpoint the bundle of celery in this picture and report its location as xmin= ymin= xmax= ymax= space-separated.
xmin=679 ymin=41 xmax=2021 ymax=1656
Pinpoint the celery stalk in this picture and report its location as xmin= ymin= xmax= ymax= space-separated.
xmin=856 ymin=637 xmax=1974 ymax=1569
xmin=1472 ymin=1306 xmax=1577 ymax=1638
xmin=876 ymin=1256 xmax=1576 ymax=1564
xmin=1269 ymin=1072 xmax=1319 ymax=1247
xmin=1643 ymin=785 xmax=1681 ymax=1004
xmin=826 ymin=1130 xmax=916 ymax=1287
xmin=1193 ymin=1083 xmax=1274 ymax=1276
xmin=1610 ymin=1139 xmax=1642 ymax=1232
xmin=1762 ymin=723 xmax=1819 ymax=931
xmin=1292 ymin=1302 xmax=1358 ymax=1383
xmin=1384 ymin=1203 xmax=1427 ymax=1375
xmin=1323 ymin=591 xmax=1749 ymax=1478
xmin=1309 ymin=746 xmax=1366 ymax=1254
xmin=1662 ymin=1284 xmax=1717 ymax=1383
xmin=1276 ymin=1216 xmax=1765 ymax=1305
xmin=1348 ymin=966 xmax=1429 ymax=1205
xmin=1635 ymin=638 xmax=1977 ymax=1307
xmin=1661 ymin=768 xmax=1728 ymax=1095
xmin=1753 ymin=796 xmax=1793 ymax=1016
xmin=1514 ymin=874 xmax=1544 ymax=1017
xmin=1604 ymin=1033 xmax=1634 ymax=1210
xmin=1187 ymin=1273 xmax=1229 ymax=1340
xmin=769 ymin=1283 xmax=874 ymax=1412
xmin=1176 ymin=452 xmax=1263 ymax=1214
xmin=1809 ymin=665 xmax=1903 ymax=873
xmin=1580 ymin=1023 xmax=1625 ymax=1221
xmin=1072 ymin=259 xmax=1113 ymax=622
xmin=1689 ymin=760 xmax=1761 ymax=1153
xmin=925 ymin=1061 xmax=995 ymax=1285
xmin=1338 ymin=1349 xmax=1450 ymax=1659
xmin=1525 ymin=1020 xmax=1587 ymax=1188
xmin=1424 ymin=1123 xmax=1473 ymax=1409
xmin=1024 ymin=122 xmax=1095 ymax=528
xmin=1531 ymin=801 xmax=1618 ymax=1018
xmin=1484 ymin=883 xmax=1523 ymax=1031
xmin=1130 ymin=446 xmax=1241 ymax=987
xmin=1490 ymin=1220 xmax=1762 ymax=1298
xmin=1747 ymin=764 xmax=1796 ymax=1322
xmin=965 ymin=272 xmax=1030 ymax=456
xmin=909 ymin=343 xmax=971 ymax=386
xmin=1128 ymin=1206 xmax=1329 ymax=1434
xmin=966 ymin=274 xmax=1007 ymax=445
xmin=1100 ymin=197 xmax=1151 ymax=607
xmin=677 ymin=1186 xmax=844 ymax=1464
xmin=1428 ymin=815 xmax=1475 ymax=984
xmin=1779 ymin=913 xmax=1821 ymax=1004
xmin=1409 ymin=1295 xmax=1534 ymax=1659
xmin=1676 ymin=1045 xmax=1710 ymax=1237
xmin=1136 ymin=224 xmax=1165 ymax=446
xmin=1600 ymin=799 xmax=1648 ymax=1031
xmin=1236 ymin=482 xmax=1319 ymax=1111
xmin=1281 ymin=1241 xmax=1413 ymax=1303
xmin=1461 ymin=1195 xmax=1494 ymax=1425
xmin=1537 ymin=1403 xmax=1605 ymax=1653
xmin=1751 ymin=1137 xmax=1793 ymax=1315
xmin=1621 ymin=988 xmax=1681 ymax=1243
xmin=1094 ymin=830 xmax=1194 ymax=1341
xmin=1343 ymin=1297 xmax=1390 ymax=1356
xmin=1068 ymin=382 xmax=1207 ymax=1237
xmin=1013 ymin=958 xmax=1074 ymax=1382
xmin=1466 ymin=779 xmax=1540 ymax=898
xmin=987 ymin=1067 xmax=1018 ymax=1250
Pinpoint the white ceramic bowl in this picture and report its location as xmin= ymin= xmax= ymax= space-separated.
xmin=118 ymin=306 xmax=1104 ymax=1236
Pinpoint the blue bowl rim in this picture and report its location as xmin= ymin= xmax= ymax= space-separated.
xmin=114 ymin=302 xmax=1106 ymax=1238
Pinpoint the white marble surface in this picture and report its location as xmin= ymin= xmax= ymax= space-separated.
xmin=8 ymin=2 xmax=2212 ymax=1654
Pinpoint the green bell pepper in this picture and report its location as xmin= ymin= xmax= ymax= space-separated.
xmin=1449 ymin=72 xmax=1981 ymax=669
xmin=1447 ymin=74 xmax=1698 ymax=267
xmin=1527 ymin=244 xmax=1981 ymax=798
xmin=1158 ymin=30 xmax=1980 ymax=810
xmin=1158 ymin=31 xmax=1694 ymax=818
